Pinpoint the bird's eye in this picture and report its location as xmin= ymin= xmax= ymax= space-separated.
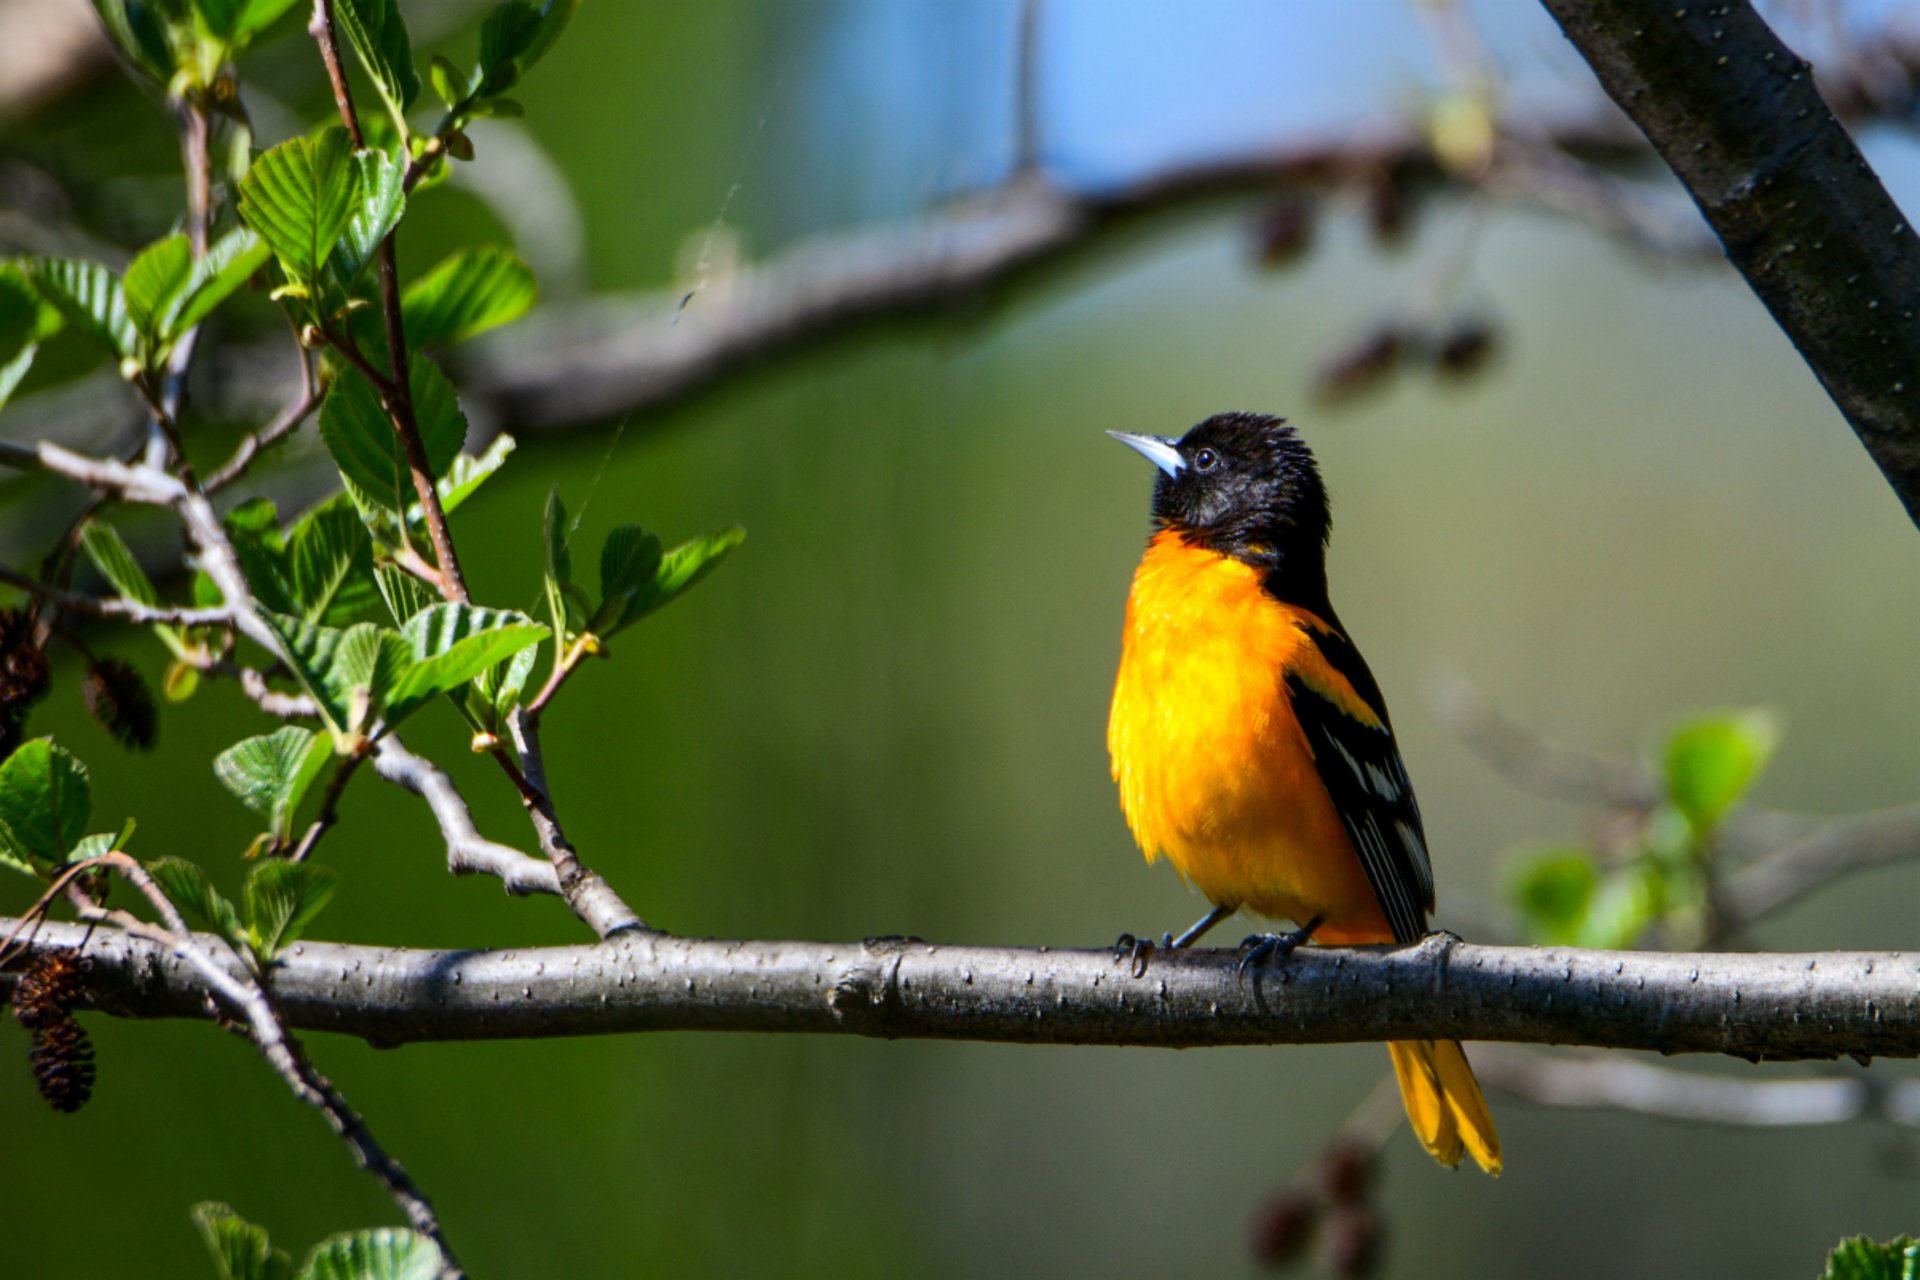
xmin=1191 ymin=447 xmax=1219 ymax=473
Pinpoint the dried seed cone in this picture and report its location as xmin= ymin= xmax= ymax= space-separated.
xmin=28 ymin=1015 xmax=95 ymax=1113
xmin=11 ymin=951 xmax=96 ymax=1113
xmin=0 ymin=608 xmax=50 ymax=758
xmin=83 ymin=658 xmax=159 ymax=750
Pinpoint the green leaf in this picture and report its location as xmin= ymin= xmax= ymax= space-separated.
xmin=1574 ymin=859 xmax=1667 ymax=950
xmin=605 ymin=526 xmax=745 ymax=635
xmin=163 ymin=227 xmax=270 ymax=338
xmin=287 ymin=496 xmax=378 ymax=625
xmin=0 ymin=263 xmax=61 ymax=411
xmin=479 ymin=0 xmax=575 ymax=80
xmin=471 ymin=640 xmax=538 ymax=728
xmin=333 ymin=148 xmax=406 ymax=284
xmin=597 ymin=525 xmax=663 ymax=605
xmin=332 ymin=0 xmax=420 ymax=128
xmin=427 ymin=433 xmax=515 ymax=518
xmin=192 ymin=1202 xmax=294 ymax=1280
xmin=542 ymin=486 xmax=571 ymax=638
xmin=92 ymin=1 xmax=178 ymax=81
xmin=389 ymin=604 xmax=546 ymax=713
xmin=69 ymin=832 xmax=117 ymax=864
xmin=318 ymin=357 xmax=468 ymax=513
xmin=214 ymin=726 xmax=331 ymax=843
xmin=79 ymin=520 xmax=160 ymax=607
xmin=147 ymin=857 xmax=245 ymax=947
xmin=223 ymin=498 xmax=299 ymax=617
xmin=1823 ymin=1236 xmax=1920 ymax=1280
xmin=1507 ymin=849 xmax=1597 ymax=946
xmin=195 ymin=0 xmax=300 ymax=43
xmin=29 ymin=257 xmax=133 ymax=357
xmin=374 ymin=563 xmax=437 ymax=626
xmin=244 ymin=859 xmax=338 ymax=962
xmin=297 ymin=1228 xmax=441 ymax=1280
xmin=428 ymin=54 xmax=468 ymax=108
xmin=122 ymin=234 xmax=194 ymax=348
xmin=1663 ymin=709 xmax=1782 ymax=840
xmin=255 ymin=611 xmax=364 ymax=740
xmin=237 ymin=130 xmax=360 ymax=287
xmin=400 ymin=246 xmax=536 ymax=348
xmin=0 ymin=739 xmax=91 ymax=866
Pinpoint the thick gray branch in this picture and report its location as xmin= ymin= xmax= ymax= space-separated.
xmin=1540 ymin=0 xmax=1920 ymax=528
xmin=10 ymin=921 xmax=1920 ymax=1062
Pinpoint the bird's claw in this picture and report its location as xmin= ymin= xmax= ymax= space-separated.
xmin=1235 ymin=930 xmax=1306 ymax=978
xmin=1114 ymin=932 xmax=1158 ymax=978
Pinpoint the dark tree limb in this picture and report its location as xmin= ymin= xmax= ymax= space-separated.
xmin=10 ymin=919 xmax=1920 ymax=1062
xmin=1540 ymin=0 xmax=1920 ymax=528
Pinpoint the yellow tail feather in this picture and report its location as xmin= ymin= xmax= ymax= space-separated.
xmin=1387 ymin=1040 xmax=1502 ymax=1175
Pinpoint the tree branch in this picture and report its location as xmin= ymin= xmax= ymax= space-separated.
xmin=1472 ymin=1044 xmax=1920 ymax=1129
xmin=14 ymin=922 xmax=1920 ymax=1061
xmin=1540 ymin=0 xmax=1920 ymax=528
xmin=369 ymin=736 xmax=563 ymax=897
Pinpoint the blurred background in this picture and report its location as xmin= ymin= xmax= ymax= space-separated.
xmin=6 ymin=0 xmax=1920 ymax=1275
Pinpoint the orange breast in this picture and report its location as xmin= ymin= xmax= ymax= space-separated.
xmin=1107 ymin=531 xmax=1390 ymax=941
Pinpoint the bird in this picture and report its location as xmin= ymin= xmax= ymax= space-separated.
xmin=1105 ymin=411 xmax=1501 ymax=1174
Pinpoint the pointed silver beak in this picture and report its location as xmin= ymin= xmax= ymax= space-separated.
xmin=1107 ymin=431 xmax=1185 ymax=477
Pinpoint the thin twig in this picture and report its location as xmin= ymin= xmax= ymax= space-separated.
xmin=52 ymin=854 xmax=462 ymax=1273
xmin=288 ymin=747 xmax=368 ymax=862
xmin=204 ymin=334 xmax=320 ymax=494
xmin=0 ymin=564 xmax=234 ymax=628
xmin=500 ymin=708 xmax=646 ymax=936
xmin=370 ymin=736 xmax=564 ymax=896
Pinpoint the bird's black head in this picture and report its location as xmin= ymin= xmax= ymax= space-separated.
xmin=1111 ymin=412 xmax=1331 ymax=602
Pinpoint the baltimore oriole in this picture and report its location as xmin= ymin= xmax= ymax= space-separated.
xmin=1106 ymin=412 xmax=1501 ymax=1174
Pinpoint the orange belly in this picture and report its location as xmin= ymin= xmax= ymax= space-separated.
xmin=1108 ymin=532 xmax=1390 ymax=942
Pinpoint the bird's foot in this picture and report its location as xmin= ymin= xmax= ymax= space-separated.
xmin=1113 ymin=931 xmax=1176 ymax=979
xmin=1236 ymin=918 xmax=1322 ymax=979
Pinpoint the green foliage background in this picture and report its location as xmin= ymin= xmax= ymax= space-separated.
xmin=5 ymin=2 xmax=1920 ymax=1276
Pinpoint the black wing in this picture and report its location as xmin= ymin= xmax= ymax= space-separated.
xmin=1284 ymin=619 xmax=1434 ymax=945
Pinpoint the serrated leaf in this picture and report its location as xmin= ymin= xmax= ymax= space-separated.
xmin=333 ymin=148 xmax=405 ymax=284
xmin=219 ymin=498 xmax=299 ymax=617
xmin=597 ymin=525 xmax=663 ymax=604
xmin=0 ymin=739 xmax=91 ymax=865
xmin=389 ymin=604 xmax=546 ymax=713
xmin=29 ymin=257 xmax=133 ymax=357
xmin=79 ymin=520 xmax=160 ymax=607
xmin=255 ymin=611 xmax=360 ymax=739
xmin=298 ymin=1228 xmax=442 ymax=1280
xmin=193 ymin=1202 xmax=295 ymax=1280
xmin=606 ymin=526 xmax=744 ymax=635
xmin=122 ymin=234 xmax=194 ymax=348
xmin=244 ymin=859 xmax=337 ymax=962
xmin=287 ymin=496 xmax=378 ymax=624
xmin=147 ymin=856 xmax=245 ymax=947
xmin=163 ymin=227 xmax=270 ymax=338
xmin=333 ymin=0 xmax=420 ymax=128
xmin=400 ymin=246 xmax=536 ymax=348
xmin=425 ymin=433 xmax=515 ymax=519
xmin=374 ymin=563 xmax=437 ymax=626
xmin=237 ymin=130 xmax=360 ymax=286
xmin=1823 ymin=1236 xmax=1920 ymax=1280
xmin=319 ymin=357 xmax=468 ymax=514
xmin=214 ymin=726 xmax=330 ymax=843
xmin=1506 ymin=849 xmax=1597 ymax=946
xmin=1664 ymin=709 xmax=1782 ymax=840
